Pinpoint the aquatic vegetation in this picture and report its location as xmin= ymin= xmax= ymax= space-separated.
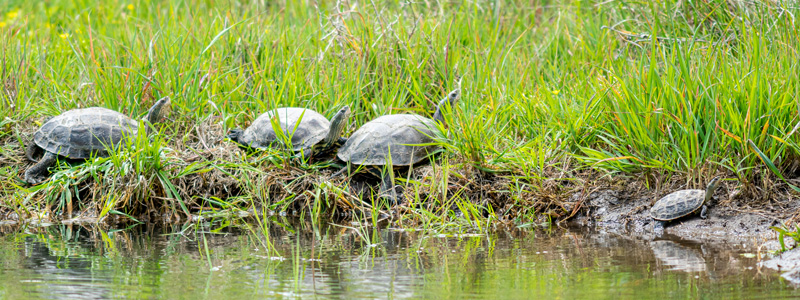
xmin=771 ymin=223 xmax=800 ymax=253
xmin=0 ymin=0 xmax=798 ymax=225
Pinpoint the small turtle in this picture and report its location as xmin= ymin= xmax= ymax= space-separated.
xmin=336 ymin=88 xmax=461 ymax=203
xmin=650 ymin=176 xmax=721 ymax=233
xmin=24 ymin=97 xmax=172 ymax=185
xmin=227 ymin=106 xmax=350 ymax=158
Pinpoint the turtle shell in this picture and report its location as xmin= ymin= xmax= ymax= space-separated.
xmin=649 ymin=189 xmax=706 ymax=221
xmin=33 ymin=107 xmax=139 ymax=159
xmin=337 ymin=114 xmax=440 ymax=166
xmin=239 ymin=107 xmax=330 ymax=151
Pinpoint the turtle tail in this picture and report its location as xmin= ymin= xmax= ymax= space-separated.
xmin=24 ymin=152 xmax=57 ymax=185
xmin=25 ymin=140 xmax=43 ymax=162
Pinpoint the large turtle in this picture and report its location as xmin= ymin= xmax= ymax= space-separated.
xmin=24 ymin=97 xmax=172 ymax=185
xmin=227 ymin=106 xmax=350 ymax=158
xmin=650 ymin=176 xmax=721 ymax=233
xmin=336 ymin=88 xmax=461 ymax=203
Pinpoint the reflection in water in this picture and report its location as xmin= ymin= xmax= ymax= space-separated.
xmin=650 ymin=240 xmax=706 ymax=273
xmin=0 ymin=221 xmax=797 ymax=299
xmin=21 ymin=227 xmax=114 ymax=300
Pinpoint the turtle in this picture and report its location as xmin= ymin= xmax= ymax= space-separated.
xmin=336 ymin=88 xmax=461 ymax=203
xmin=24 ymin=97 xmax=172 ymax=185
xmin=650 ymin=176 xmax=721 ymax=233
xmin=227 ymin=106 xmax=351 ymax=158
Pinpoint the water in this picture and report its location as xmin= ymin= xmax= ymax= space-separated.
xmin=0 ymin=221 xmax=797 ymax=299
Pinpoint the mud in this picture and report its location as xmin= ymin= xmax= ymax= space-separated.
xmin=761 ymin=247 xmax=800 ymax=286
xmin=573 ymin=190 xmax=786 ymax=241
xmin=570 ymin=181 xmax=799 ymax=243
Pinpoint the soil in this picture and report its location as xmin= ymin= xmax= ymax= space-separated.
xmin=570 ymin=186 xmax=798 ymax=242
xmin=4 ymin=117 xmax=800 ymax=252
xmin=761 ymin=247 xmax=800 ymax=286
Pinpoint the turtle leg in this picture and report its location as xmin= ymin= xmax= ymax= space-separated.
xmin=367 ymin=167 xmax=397 ymax=204
xmin=331 ymin=162 xmax=351 ymax=179
xmin=24 ymin=152 xmax=57 ymax=185
xmin=379 ymin=169 xmax=398 ymax=205
xmin=301 ymin=147 xmax=314 ymax=160
xmin=700 ymin=205 xmax=708 ymax=219
xmin=332 ymin=167 xmax=347 ymax=178
xmin=25 ymin=140 xmax=43 ymax=162
xmin=653 ymin=220 xmax=666 ymax=236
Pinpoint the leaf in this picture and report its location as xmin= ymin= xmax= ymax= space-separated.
xmin=716 ymin=123 xmax=742 ymax=143
xmin=748 ymin=139 xmax=800 ymax=192
xmin=771 ymin=226 xmax=788 ymax=252
xmin=157 ymin=170 xmax=191 ymax=217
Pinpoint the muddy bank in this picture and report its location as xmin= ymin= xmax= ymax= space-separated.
xmin=3 ymin=118 xmax=800 ymax=242
xmin=569 ymin=178 xmax=800 ymax=243
xmin=761 ymin=247 xmax=800 ymax=286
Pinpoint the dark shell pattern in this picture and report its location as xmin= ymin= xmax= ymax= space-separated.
xmin=650 ymin=189 xmax=706 ymax=221
xmin=337 ymin=114 xmax=439 ymax=166
xmin=240 ymin=107 xmax=330 ymax=151
xmin=34 ymin=107 xmax=139 ymax=159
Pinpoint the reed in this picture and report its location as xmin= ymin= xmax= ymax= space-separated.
xmin=0 ymin=0 xmax=797 ymax=226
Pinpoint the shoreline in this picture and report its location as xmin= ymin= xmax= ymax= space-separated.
xmin=3 ymin=123 xmax=797 ymax=245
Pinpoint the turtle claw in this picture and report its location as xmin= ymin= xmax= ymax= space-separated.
xmin=24 ymin=174 xmax=44 ymax=186
xmin=24 ymin=152 xmax=57 ymax=185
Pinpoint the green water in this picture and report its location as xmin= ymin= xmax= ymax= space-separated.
xmin=0 ymin=221 xmax=796 ymax=299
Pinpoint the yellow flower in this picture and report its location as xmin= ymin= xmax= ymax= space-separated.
xmin=6 ymin=10 xmax=19 ymax=19
xmin=552 ymin=90 xmax=560 ymax=95
xmin=127 ymin=4 xmax=134 ymax=10
xmin=0 ymin=21 xmax=6 ymax=28
xmin=59 ymin=33 xmax=69 ymax=39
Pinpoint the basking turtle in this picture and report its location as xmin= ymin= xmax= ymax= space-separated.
xmin=227 ymin=106 xmax=350 ymax=158
xmin=336 ymin=88 xmax=461 ymax=203
xmin=650 ymin=176 xmax=721 ymax=233
xmin=24 ymin=97 xmax=172 ymax=185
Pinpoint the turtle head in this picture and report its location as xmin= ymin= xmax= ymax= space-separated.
xmin=318 ymin=105 xmax=351 ymax=152
xmin=433 ymin=88 xmax=460 ymax=124
xmin=445 ymin=88 xmax=461 ymax=107
xmin=704 ymin=176 xmax=722 ymax=203
xmin=145 ymin=96 xmax=171 ymax=125
xmin=227 ymin=128 xmax=245 ymax=145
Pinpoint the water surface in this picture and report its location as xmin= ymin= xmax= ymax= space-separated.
xmin=0 ymin=220 xmax=796 ymax=299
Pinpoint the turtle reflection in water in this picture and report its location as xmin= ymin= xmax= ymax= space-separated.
xmin=650 ymin=240 xmax=707 ymax=273
xmin=650 ymin=176 xmax=722 ymax=234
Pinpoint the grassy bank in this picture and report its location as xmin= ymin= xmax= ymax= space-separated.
xmin=1 ymin=0 xmax=798 ymax=226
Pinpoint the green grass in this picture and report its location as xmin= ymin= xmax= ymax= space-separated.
xmin=0 ymin=0 xmax=799 ymax=227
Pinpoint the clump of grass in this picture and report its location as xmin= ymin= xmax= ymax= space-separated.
xmin=0 ymin=1 xmax=799 ymax=226
xmin=771 ymin=223 xmax=800 ymax=253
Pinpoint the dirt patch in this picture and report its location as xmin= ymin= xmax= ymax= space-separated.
xmin=761 ymin=247 xmax=800 ymax=286
xmin=569 ymin=177 xmax=800 ymax=243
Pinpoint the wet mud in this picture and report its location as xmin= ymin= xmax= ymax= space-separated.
xmin=761 ymin=246 xmax=800 ymax=286
xmin=571 ymin=181 xmax=800 ymax=286
xmin=571 ymin=186 xmax=796 ymax=242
